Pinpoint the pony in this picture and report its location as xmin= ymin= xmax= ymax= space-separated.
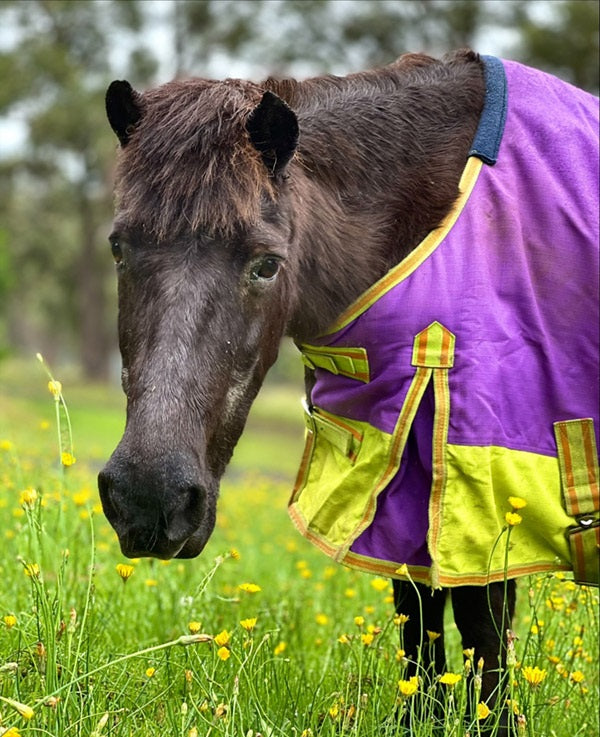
xmin=99 ymin=49 xmax=599 ymax=731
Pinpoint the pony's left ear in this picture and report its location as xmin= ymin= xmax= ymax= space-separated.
xmin=106 ymin=80 xmax=143 ymax=147
xmin=246 ymin=91 xmax=298 ymax=175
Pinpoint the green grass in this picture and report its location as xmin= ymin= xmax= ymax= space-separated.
xmin=0 ymin=359 xmax=598 ymax=736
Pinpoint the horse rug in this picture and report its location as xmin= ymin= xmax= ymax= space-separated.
xmin=289 ymin=56 xmax=600 ymax=588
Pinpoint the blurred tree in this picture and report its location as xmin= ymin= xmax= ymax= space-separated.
xmin=0 ymin=0 xmax=158 ymax=378
xmin=0 ymin=0 xmax=597 ymax=381
xmin=508 ymin=0 xmax=599 ymax=92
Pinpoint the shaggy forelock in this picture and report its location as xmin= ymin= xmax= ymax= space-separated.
xmin=114 ymin=78 xmax=275 ymax=239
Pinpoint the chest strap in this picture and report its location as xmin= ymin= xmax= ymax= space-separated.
xmin=554 ymin=418 xmax=599 ymax=586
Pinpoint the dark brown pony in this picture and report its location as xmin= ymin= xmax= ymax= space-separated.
xmin=100 ymin=49 xmax=514 ymax=728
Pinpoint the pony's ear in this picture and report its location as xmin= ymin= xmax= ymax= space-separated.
xmin=106 ymin=80 xmax=143 ymax=147
xmin=246 ymin=91 xmax=298 ymax=175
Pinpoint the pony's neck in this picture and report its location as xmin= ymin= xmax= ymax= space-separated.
xmin=276 ymin=51 xmax=485 ymax=342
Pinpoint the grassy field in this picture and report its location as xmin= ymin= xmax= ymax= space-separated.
xmin=0 ymin=358 xmax=598 ymax=737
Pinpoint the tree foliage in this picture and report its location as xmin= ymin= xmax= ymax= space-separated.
xmin=0 ymin=0 xmax=597 ymax=377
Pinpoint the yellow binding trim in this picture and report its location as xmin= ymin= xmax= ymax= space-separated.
xmin=322 ymin=156 xmax=483 ymax=335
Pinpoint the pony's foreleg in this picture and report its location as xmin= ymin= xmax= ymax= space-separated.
xmin=393 ymin=580 xmax=448 ymax=678
xmin=451 ymin=581 xmax=517 ymax=727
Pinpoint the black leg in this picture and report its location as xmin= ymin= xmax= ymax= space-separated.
xmin=451 ymin=581 xmax=517 ymax=733
xmin=393 ymin=579 xmax=448 ymax=677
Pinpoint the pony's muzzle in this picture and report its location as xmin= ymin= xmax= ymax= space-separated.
xmin=98 ymin=453 xmax=214 ymax=559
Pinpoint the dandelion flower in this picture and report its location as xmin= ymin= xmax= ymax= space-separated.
xmin=47 ymin=379 xmax=62 ymax=398
xmin=116 ymin=563 xmax=135 ymax=582
xmin=522 ymin=665 xmax=547 ymax=688
xmin=274 ymin=641 xmax=287 ymax=656
xmin=395 ymin=648 xmax=406 ymax=662
xmin=439 ymin=672 xmax=462 ymax=686
xmin=338 ymin=634 xmax=350 ymax=644
xmin=505 ymin=512 xmax=522 ymax=526
xmin=315 ymin=613 xmax=328 ymax=626
xmin=508 ymin=496 xmax=527 ymax=510
xmin=344 ymin=587 xmax=356 ymax=598
xmin=354 ymin=615 xmax=365 ymax=627
xmin=214 ymin=630 xmax=230 ymax=647
xmin=395 ymin=563 xmax=409 ymax=577
xmin=427 ymin=630 xmax=441 ymax=642
xmin=145 ymin=667 xmax=156 ymax=678
xmin=370 ymin=577 xmax=389 ymax=592
xmin=240 ymin=617 xmax=257 ymax=632
xmin=61 ymin=452 xmax=76 ymax=467
xmin=20 ymin=487 xmax=38 ymax=507
xmin=477 ymin=702 xmax=491 ymax=720
xmin=570 ymin=670 xmax=585 ymax=684
xmin=0 ymin=439 xmax=14 ymax=451
xmin=394 ymin=613 xmax=410 ymax=626
xmin=238 ymin=582 xmax=261 ymax=593
xmin=0 ymin=696 xmax=35 ymax=720
xmin=3 ymin=614 xmax=17 ymax=629
xmin=3 ymin=728 xmax=23 ymax=737
xmin=188 ymin=621 xmax=202 ymax=634
xmin=216 ymin=646 xmax=230 ymax=661
xmin=229 ymin=548 xmax=240 ymax=560
xmin=361 ymin=633 xmax=374 ymax=646
xmin=24 ymin=563 xmax=40 ymax=578
xmin=398 ymin=676 xmax=419 ymax=697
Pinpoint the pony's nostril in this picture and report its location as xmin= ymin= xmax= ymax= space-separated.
xmin=166 ymin=484 xmax=205 ymax=541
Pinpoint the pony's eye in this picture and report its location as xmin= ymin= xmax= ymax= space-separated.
xmin=250 ymin=256 xmax=280 ymax=282
xmin=110 ymin=239 xmax=123 ymax=264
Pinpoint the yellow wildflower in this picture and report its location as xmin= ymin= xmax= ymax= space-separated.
xmin=439 ymin=672 xmax=462 ymax=686
xmin=240 ymin=617 xmax=257 ymax=631
xmin=398 ymin=676 xmax=419 ymax=697
xmin=3 ymin=614 xmax=17 ymax=628
xmin=0 ymin=439 xmax=14 ymax=451
xmin=217 ymin=646 xmax=230 ymax=661
xmin=570 ymin=670 xmax=585 ymax=684
xmin=394 ymin=613 xmax=410 ymax=626
xmin=395 ymin=648 xmax=406 ymax=662
xmin=338 ymin=634 xmax=350 ymax=644
xmin=344 ymin=587 xmax=356 ymax=598
xmin=47 ymin=379 xmax=62 ymax=398
xmin=214 ymin=630 xmax=230 ymax=647
xmin=361 ymin=633 xmax=374 ymax=646
xmin=3 ymin=728 xmax=23 ymax=737
xmin=315 ymin=613 xmax=328 ymax=626
xmin=508 ymin=496 xmax=527 ymax=510
xmin=427 ymin=630 xmax=441 ymax=642
xmin=20 ymin=487 xmax=38 ymax=507
xmin=238 ymin=582 xmax=261 ymax=593
xmin=61 ymin=452 xmax=76 ymax=467
xmin=477 ymin=702 xmax=491 ymax=720
xmin=24 ymin=563 xmax=40 ymax=578
xmin=188 ymin=621 xmax=202 ymax=634
xmin=395 ymin=563 xmax=409 ymax=576
xmin=328 ymin=702 xmax=339 ymax=719
xmin=522 ymin=665 xmax=547 ymax=688
xmin=354 ymin=615 xmax=365 ymax=627
xmin=274 ymin=641 xmax=287 ymax=656
xmin=116 ymin=563 xmax=134 ymax=582
xmin=0 ymin=696 xmax=35 ymax=720
xmin=505 ymin=512 xmax=522 ymax=526
xmin=145 ymin=667 xmax=156 ymax=678
xmin=370 ymin=577 xmax=389 ymax=592
xmin=229 ymin=548 xmax=240 ymax=560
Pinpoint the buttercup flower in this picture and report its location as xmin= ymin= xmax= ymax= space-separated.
xmin=477 ymin=702 xmax=491 ymax=720
xmin=145 ymin=667 xmax=156 ymax=678
xmin=214 ymin=630 xmax=230 ymax=647
xmin=116 ymin=563 xmax=135 ymax=582
xmin=397 ymin=676 xmax=419 ymax=697
xmin=522 ymin=665 xmax=547 ymax=688
xmin=217 ymin=646 xmax=230 ymax=661
xmin=505 ymin=512 xmax=522 ymax=526
xmin=240 ymin=617 xmax=257 ymax=631
xmin=439 ymin=672 xmax=462 ymax=686
xmin=238 ymin=582 xmax=261 ymax=593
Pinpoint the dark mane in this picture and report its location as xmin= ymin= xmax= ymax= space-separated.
xmin=113 ymin=50 xmax=483 ymax=242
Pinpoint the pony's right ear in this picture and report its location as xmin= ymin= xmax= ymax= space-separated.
xmin=106 ymin=80 xmax=143 ymax=147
